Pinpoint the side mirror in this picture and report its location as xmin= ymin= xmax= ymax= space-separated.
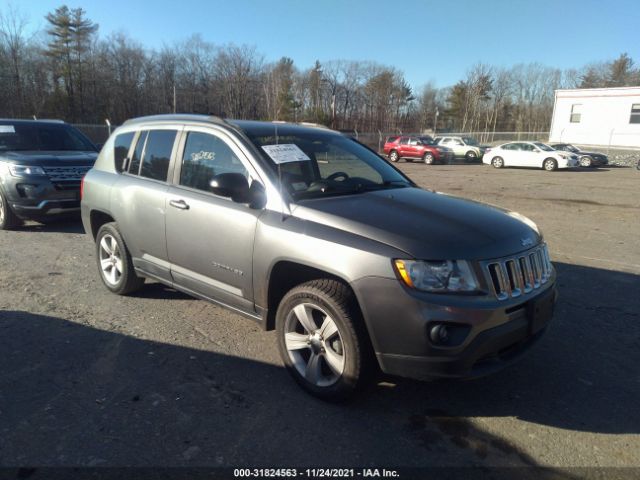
xmin=210 ymin=173 xmax=250 ymax=203
xmin=533 ymin=148 xmax=541 ymax=153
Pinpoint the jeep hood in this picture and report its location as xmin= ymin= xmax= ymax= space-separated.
xmin=292 ymin=187 xmax=542 ymax=260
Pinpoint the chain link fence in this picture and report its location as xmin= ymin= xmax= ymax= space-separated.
xmin=71 ymin=122 xmax=554 ymax=153
xmin=72 ymin=123 xmax=115 ymax=145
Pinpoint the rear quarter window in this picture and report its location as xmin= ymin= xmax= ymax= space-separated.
xmin=114 ymin=132 xmax=135 ymax=172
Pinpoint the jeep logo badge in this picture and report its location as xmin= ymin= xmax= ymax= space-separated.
xmin=521 ymin=237 xmax=533 ymax=247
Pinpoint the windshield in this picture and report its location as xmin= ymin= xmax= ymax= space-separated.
xmin=462 ymin=136 xmax=479 ymax=146
xmin=533 ymin=142 xmax=555 ymax=152
xmin=245 ymin=130 xmax=413 ymax=200
xmin=563 ymin=144 xmax=580 ymax=153
xmin=0 ymin=123 xmax=96 ymax=152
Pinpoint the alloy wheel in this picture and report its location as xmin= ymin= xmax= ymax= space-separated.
xmin=284 ymin=302 xmax=346 ymax=387
xmin=99 ymin=234 xmax=123 ymax=286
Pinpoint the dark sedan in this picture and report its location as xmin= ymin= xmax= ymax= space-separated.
xmin=550 ymin=143 xmax=608 ymax=168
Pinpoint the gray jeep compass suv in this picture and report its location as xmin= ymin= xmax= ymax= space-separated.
xmin=81 ymin=114 xmax=557 ymax=400
xmin=0 ymin=119 xmax=98 ymax=229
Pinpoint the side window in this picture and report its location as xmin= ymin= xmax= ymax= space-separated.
xmin=140 ymin=130 xmax=177 ymax=181
xmin=128 ymin=131 xmax=148 ymax=175
xmin=408 ymin=138 xmax=418 ymax=146
xmin=570 ymin=104 xmax=582 ymax=123
xmin=521 ymin=144 xmax=533 ymax=152
xmin=630 ymin=104 xmax=640 ymax=124
xmin=399 ymin=137 xmax=409 ymax=145
xmin=114 ymin=132 xmax=135 ymax=173
xmin=180 ymin=131 xmax=248 ymax=192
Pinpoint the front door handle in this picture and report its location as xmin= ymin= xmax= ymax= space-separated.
xmin=169 ymin=199 xmax=190 ymax=210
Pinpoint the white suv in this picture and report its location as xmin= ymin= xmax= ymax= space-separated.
xmin=434 ymin=136 xmax=483 ymax=162
xmin=483 ymin=142 xmax=579 ymax=171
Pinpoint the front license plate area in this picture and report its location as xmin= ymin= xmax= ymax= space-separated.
xmin=527 ymin=288 xmax=555 ymax=334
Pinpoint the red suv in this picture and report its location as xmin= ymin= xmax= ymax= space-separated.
xmin=383 ymin=136 xmax=454 ymax=164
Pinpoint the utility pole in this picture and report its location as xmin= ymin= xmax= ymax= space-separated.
xmin=434 ymin=107 xmax=439 ymax=135
xmin=173 ymin=85 xmax=176 ymax=113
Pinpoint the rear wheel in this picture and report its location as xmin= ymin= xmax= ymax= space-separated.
xmin=388 ymin=150 xmax=399 ymax=162
xmin=423 ymin=153 xmax=435 ymax=165
xmin=96 ymin=223 xmax=145 ymax=295
xmin=491 ymin=156 xmax=504 ymax=168
xmin=543 ymin=158 xmax=557 ymax=171
xmin=0 ymin=190 xmax=21 ymax=230
xmin=276 ymin=279 xmax=372 ymax=401
xmin=465 ymin=150 xmax=478 ymax=162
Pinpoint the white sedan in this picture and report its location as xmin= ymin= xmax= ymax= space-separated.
xmin=482 ymin=142 xmax=579 ymax=171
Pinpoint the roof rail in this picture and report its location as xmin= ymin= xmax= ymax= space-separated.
xmin=122 ymin=114 xmax=230 ymax=127
xmin=298 ymin=121 xmax=333 ymax=130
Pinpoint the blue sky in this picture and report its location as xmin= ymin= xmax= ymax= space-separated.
xmin=5 ymin=0 xmax=639 ymax=91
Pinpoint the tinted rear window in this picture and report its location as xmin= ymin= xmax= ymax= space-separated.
xmin=0 ymin=122 xmax=96 ymax=152
xmin=140 ymin=130 xmax=177 ymax=181
xmin=128 ymin=131 xmax=148 ymax=175
xmin=114 ymin=132 xmax=135 ymax=172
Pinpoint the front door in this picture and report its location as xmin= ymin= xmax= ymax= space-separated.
xmin=165 ymin=127 xmax=263 ymax=313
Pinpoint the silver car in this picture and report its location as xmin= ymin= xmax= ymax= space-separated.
xmin=81 ymin=115 xmax=557 ymax=400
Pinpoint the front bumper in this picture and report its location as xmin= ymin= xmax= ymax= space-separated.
xmin=352 ymin=275 xmax=557 ymax=381
xmin=1 ymin=176 xmax=81 ymax=220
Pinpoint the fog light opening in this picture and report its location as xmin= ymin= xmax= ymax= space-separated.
xmin=430 ymin=324 xmax=450 ymax=345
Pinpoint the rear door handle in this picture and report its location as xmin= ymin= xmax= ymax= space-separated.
xmin=169 ymin=199 xmax=190 ymax=210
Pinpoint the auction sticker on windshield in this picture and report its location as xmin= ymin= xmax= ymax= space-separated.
xmin=262 ymin=144 xmax=310 ymax=164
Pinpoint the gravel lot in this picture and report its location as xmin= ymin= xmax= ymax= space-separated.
xmin=1 ymin=163 xmax=639 ymax=474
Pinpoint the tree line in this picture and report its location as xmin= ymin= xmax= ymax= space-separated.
xmin=1 ymin=5 xmax=639 ymax=134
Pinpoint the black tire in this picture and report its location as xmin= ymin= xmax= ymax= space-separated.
xmin=579 ymin=156 xmax=592 ymax=168
xmin=423 ymin=153 xmax=435 ymax=165
xmin=491 ymin=156 xmax=504 ymax=168
xmin=0 ymin=189 xmax=21 ymax=230
xmin=388 ymin=150 xmax=399 ymax=162
xmin=95 ymin=222 xmax=144 ymax=295
xmin=543 ymin=158 xmax=557 ymax=171
xmin=465 ymin=150 xmax=477 ymax=162
xmin=275 ymin=279 xmax=373 ymax=401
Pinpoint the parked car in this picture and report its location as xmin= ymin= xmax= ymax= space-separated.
xmin=82 ymin=115 xmax=557 ymax=400
xmin=483 ymin=141 xmax=579 ymax=171
xmin=383 ymin=135 xmax=454 ymax=164
xmin=550 ymin=143 xmax=609 ymax=168
xmin=434 ymin=136 xmax=484 ymax=162
xmin=0 ymin=119 xmax=99 ymax=229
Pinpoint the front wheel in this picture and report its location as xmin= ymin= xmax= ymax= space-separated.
xmin=491 ymin=156 xmax=504 ymax=168
xmin=276 ymin=279 xmax=372 ymax=401
xmin=543 ymin=158 xmax=558 ymax=171
xmin=96 ymin=223 xmax=145 ymax=295
xmin=580 ymin=156 xmax=592 ymax=168
xmin=423 ymin=153 xmax=435 ymax=165
xmin=465 ymin=150 xmax=478 ymax=162
xmin=0 ymin=190 xmax=21 ymax=230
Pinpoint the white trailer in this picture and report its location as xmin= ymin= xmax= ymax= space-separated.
xmin=549 ymin=86 xmax=640 ymax=149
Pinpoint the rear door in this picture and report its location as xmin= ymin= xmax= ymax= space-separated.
xmin=111 ymin=126 xmax=180 ymax=282
xmin=165 ymin=126 xmax=263 ymax=312
xmin=502 ymin=143 xmax=523 ymax=166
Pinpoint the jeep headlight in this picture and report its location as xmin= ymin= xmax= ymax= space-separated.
xmin=394 ymin=259 xmax=478 ymax=292
xmin=9 ymin=165 xmax=46 ymax=176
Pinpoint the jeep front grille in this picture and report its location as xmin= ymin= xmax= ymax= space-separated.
xmin=43 ymin=166 xmax=91 ymax=182
xmin=484 ymin=244 xmax=552 ymax=300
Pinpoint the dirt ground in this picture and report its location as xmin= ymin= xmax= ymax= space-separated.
xmin=0 ymin=163 xmax=638 ymax=475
